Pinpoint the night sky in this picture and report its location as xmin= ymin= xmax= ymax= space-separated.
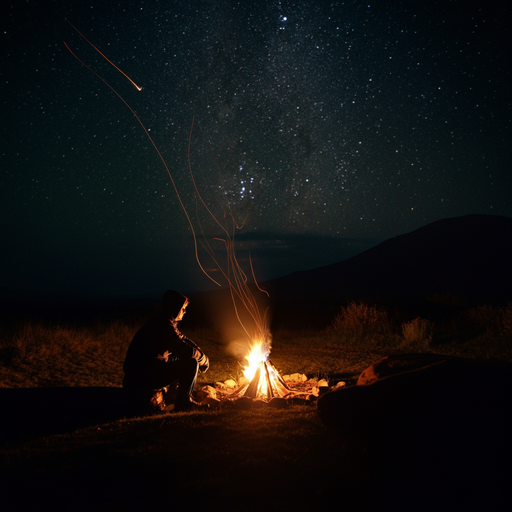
xmin=2 ymin=0 xmax=510 ymax=298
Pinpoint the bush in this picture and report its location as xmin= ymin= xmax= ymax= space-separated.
xmin=329 ymin=301 xmax=391 ymax=346
xmin=401 ymin=317 xmax=433 ymax=350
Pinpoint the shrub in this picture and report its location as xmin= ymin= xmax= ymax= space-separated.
xmin=401 ymin=317 xmax=433 ymax=350
xmin=329 ymin=301 xmax=391 ymax=346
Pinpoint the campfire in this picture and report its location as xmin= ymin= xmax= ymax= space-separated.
xmin=195 ymin=339 xmax=344 ymax=408
xmin=231 ymin=340 xmax=291 ymax=400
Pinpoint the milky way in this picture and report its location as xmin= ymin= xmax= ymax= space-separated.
xmin=1 ymin=1 xmax=510 ymax=295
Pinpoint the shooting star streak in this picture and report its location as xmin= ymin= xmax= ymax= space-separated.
xmin=63 ymin=42 xmax=220 ymax=287
xmin=67 ymin=20 xmax=142 ymax=91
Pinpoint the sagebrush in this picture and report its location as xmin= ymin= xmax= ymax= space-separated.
xmin=401 ymin=317 xmax=433 ymax=350
xmin=328 ymin=301 xmax=393 ymax=347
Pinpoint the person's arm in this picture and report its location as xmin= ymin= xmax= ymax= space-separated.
xmin=181 ymin=333 xmax=209 ymax=371
xmin=171 ymin=323 xmax=209 ymax=371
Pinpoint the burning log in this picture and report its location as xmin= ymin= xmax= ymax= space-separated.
xmin=242 ymin=360 xmax=291 ymax=400
xmin=244 ymin=363 xmax=263 ymax=398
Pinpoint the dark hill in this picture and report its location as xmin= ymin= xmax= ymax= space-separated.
xmin=263 ymin=214 xmax=512 ymax=327
xmin=3 ymin=215 xmax=509 ymax=332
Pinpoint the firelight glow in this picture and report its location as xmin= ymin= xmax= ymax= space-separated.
xmin=243 ymin=341 xmax=270 ymax=382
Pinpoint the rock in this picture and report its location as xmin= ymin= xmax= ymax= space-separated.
xmin=224 ymin=379 xmax=237 ymax=388
xmin=289 ymin=373 xmax=307 ymax=382
xmin=196 ymin=385 xmax=217 ymax=400
xmin=331 ymin=381 xmax=346 ymax=390
xmin=320 ymin=356 xmax=512 ymax=434
xmin=356 ymin=353 xmax=458 ymax=386
xmin=318 ymin=387 xmax=330 ymax=397
xmin=318 ymin=378 xmax=329 ymax=387
xmin=317 ymin=356 xmax=512 ymax=509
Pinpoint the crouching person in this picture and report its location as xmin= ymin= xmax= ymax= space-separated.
xmin=123 ymin=290 xmax=209 ymax=412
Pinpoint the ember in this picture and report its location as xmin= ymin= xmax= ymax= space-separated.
xmin=242 ymin=359 xmax=291 ymax=399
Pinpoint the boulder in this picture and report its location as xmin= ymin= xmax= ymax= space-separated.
xmin=317 ymin=356 xmax=512 ymax=507
xmin=319 ymin=356 xmax=512 ymax=437
xmin=356 ymin=352 xmax=459 ymax=385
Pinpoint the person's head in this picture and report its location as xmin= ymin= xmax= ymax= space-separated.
xmin=160 ymin=290 xmax=189 ymax=321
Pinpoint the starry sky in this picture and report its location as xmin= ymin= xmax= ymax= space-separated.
xmin=2 ymin=0 xmax=511 ymax=298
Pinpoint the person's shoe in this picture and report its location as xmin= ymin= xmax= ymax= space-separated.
xmin=149 ymin=389 xmax=167 ymax=412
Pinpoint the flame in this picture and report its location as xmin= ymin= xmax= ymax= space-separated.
xmin=243 ymin=340 xmax=270 ymax=382
xmin=239 ymin=338 xmax=290 ymax=400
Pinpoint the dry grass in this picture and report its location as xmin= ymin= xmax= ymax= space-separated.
xmin=1 ymin=299 xmax=510 ymax=389
xmin=0 ymin=320 xmax=138 ymax=388
xmin=401 ymin=317 xmax=433 ymax=350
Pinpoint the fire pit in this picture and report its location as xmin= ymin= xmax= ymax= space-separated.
xmin=195 ymin=340 xmax=344 ymax=408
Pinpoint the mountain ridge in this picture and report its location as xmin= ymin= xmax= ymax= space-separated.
xmin=258 ymin=214 xmax=512 ymax=327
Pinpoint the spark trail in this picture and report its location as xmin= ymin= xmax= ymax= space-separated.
xmin=67 ymin=20 xmax=142 ymax=91
xmin=65 ymin=23 xmax=270 ymax=345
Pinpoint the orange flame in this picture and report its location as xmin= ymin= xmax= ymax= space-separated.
xmin=243 ymin=340 xmax=270 ymax=382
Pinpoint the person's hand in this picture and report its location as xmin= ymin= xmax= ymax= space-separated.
xmin=157 ymin=350 xmax=171 ymax=362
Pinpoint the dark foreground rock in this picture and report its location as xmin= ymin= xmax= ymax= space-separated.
xmin=317 ymin=356 xmax=512 ymax=509
xmin=356 ymin=352 xmax=461 ymax=385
